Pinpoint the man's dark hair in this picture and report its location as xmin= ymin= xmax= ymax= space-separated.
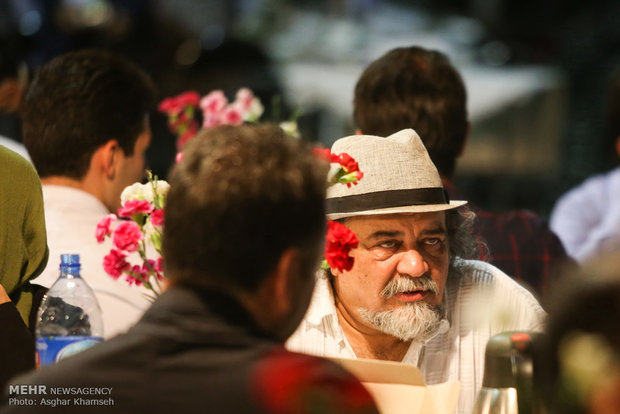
xmin=354 ymin=46 xmax=468 ymax=178
xmin=21 ymin=49 xmax=155 ymax=179
xmin=163 ymin=123 xmax=328 ymax=293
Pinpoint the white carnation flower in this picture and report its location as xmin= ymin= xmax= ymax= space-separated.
xmin=154 ymin=180 xmax=170 ymax=197
xmin=245 ymin=99 xmax=264 ymax=122
xmin=279 ymin=121 xmax=300 ymax=138
xmin=120 ymin=182 xmax=152 ymax=204
xmin=120 ymin=179 xmax=169 ymax=206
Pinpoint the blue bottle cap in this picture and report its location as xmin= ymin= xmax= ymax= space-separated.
xmin=60 ymin=254 xmax=81 ymax=273
xmin=60 ymin=254 xmax=80 ymax=266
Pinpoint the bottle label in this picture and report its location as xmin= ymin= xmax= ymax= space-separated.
xmin=36 ymin=336 xmax=103 ymax=367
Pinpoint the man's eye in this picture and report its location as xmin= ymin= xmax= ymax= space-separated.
xmin=423 ymin=238 xmax=442 ymax=246
xmin=377 ymin=240 xmax=400 ymax=249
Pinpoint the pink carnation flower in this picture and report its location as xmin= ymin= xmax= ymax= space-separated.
xmin=143 ymin=259 xmax=159 ymax=276
xmin=125 ymin=266 xmax=145 ymax=286
xmin=95 ymin=213 xmax=117 ymax=243
xmin=234 ymin=88 xmax=255 ymax=112
xmin=150 ymin=209 xmax=165 ymax=227
xmin=221 ymin=106 xmax=243 ymax=125
xmin=200 ymin=90 xmax=228 ymax=116
xmin=103 ymin=249 xmax=131 ymax=279
xmin=118 ymin=199 xmax=154 ymax=218
xmin=125 ymin=259 xmax=161 ymax=286
xmin=112 ymin=221 xmax=144 ymax=252
xmin=144 ymin=259 xmax=163 ymax=282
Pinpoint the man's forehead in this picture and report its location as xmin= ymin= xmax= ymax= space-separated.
xmin=345 ymin=212 xmax=447 ymax=231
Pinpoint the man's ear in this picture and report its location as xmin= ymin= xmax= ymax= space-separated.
xmin=162 ymin=277 xmax=173 ymax=293
xmin=92 ymin=140 xmax=121 ymax=180
xmin=355 ymin=128 xmax=363 ymax=135
xmin=330 ymin=266 xmax=343 ymax=278
xmin=266 ymin=248 xmax=299 ymax=316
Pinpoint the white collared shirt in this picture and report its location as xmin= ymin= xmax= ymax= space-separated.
xmin=551 ymin=167 xmax=620 ymax=262
xmin=286 ymin=259 xmax=546 ymax=414
xmin=34 ymin=185 xmax=152 ymax=339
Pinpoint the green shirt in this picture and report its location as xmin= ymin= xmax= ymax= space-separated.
xmin=0 ymin=145 xmax=48 ymax=325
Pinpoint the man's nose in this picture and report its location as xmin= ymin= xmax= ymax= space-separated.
xmin=396 ymin=248 xmax=429 ymax=277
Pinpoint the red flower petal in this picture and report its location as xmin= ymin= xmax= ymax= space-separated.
xmin=118 ymin=200 xmax=154 ymax=218
xmin=325 ymin=220 xmax=358 ymax=272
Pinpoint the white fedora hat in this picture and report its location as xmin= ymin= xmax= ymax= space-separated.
xmin=326 ymin=128 xmax=467 ymax=220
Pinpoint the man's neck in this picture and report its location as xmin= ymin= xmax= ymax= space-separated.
xmin=41 ymin=175 xmax=87 ymax=190
xmin=335 ymin=301 xmax=412 ymax=362
xmin=41 ymin=175 xmax=109 ymax=211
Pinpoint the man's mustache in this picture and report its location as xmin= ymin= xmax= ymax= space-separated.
xmin=381 ymin=274 xmax=439 ymax=298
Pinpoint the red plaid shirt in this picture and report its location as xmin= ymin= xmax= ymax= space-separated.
xmin=446 ymin=185 xmax=573 ymax=301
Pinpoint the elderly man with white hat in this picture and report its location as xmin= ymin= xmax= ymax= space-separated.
xmin=287 ymin=129 xmax=545 ymax=414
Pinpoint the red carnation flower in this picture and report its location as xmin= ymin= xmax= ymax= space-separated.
xmin=112 ymin=221 xmax=144 ymax=252
xmin=325 ymin=220 xmax=358 ymax=272
xmin=150 ymin=209 xmax=165 ymax=227
xmin=158 ymin=91 xmax=200 ymax=115
xmin=336 ymin=152 xmax=360 ymax=173
xmin=103 ymin=249 xmax=131 ymax=279
xmin=117 ymin=199 xmax=154 ymax=218
xmin=125 ymin=265 xmax=145 ymax=286
xmin=251 ymin=349 xmax=376 ymax=414
xmin=95 ymin=213 xmax=116 ymax=243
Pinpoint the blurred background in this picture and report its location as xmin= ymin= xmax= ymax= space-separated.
xmin=1 ymin=0 xmax=620 ymax=218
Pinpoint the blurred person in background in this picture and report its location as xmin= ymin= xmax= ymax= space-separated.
xmin=0 ymin=26 xmax=29 ymax=159
xmin=2 ymin=124 xmax=378 ymax=414
xmin=22 ymin=49 xmax=155 ymax=338
xmin=550 ymin=68 xmax=620 ymax=263
xmin=0 ymin=146 xmax=48 ymax=390
xmin=353 ymin=45 xmax=572 ymax=301
xmin=535 ymin=252 xmax=620 ymax=414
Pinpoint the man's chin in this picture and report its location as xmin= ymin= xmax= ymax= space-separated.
xmin=358 ymin=302 xmax=444 ymax=342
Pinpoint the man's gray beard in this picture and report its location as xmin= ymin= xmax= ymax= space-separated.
xmin=358 ymin=275 xmax=444 ymax=342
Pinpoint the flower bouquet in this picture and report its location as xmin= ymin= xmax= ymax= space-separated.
xmin=98 ymin=87 xmax=361 ymax=298
xmin=96 ymin=172 xmax=169 ymax=300
xmin=159 ymin=87 xmax=299 ymax=149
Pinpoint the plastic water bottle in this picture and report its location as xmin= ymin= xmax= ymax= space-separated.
xmin=473 ymin=332 xmax=536 ymax=414
xmin=35 ymin=254 xmax=104 ymax=366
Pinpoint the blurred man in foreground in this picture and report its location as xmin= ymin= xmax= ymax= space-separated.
xmin=2 ymin=124 xmax=378 ymax=414
xmin=535 ymin=252 xmax=620 ymax=414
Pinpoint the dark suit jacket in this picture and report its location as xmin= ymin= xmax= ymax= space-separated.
xmin=0 ymin=303 xmax=35 ymax=392
xmin=1 ymin=286 xmax=377 ymax=414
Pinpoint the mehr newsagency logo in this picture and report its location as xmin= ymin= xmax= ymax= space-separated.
xmin=8 ymin=385 xmax=114 ymax=408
